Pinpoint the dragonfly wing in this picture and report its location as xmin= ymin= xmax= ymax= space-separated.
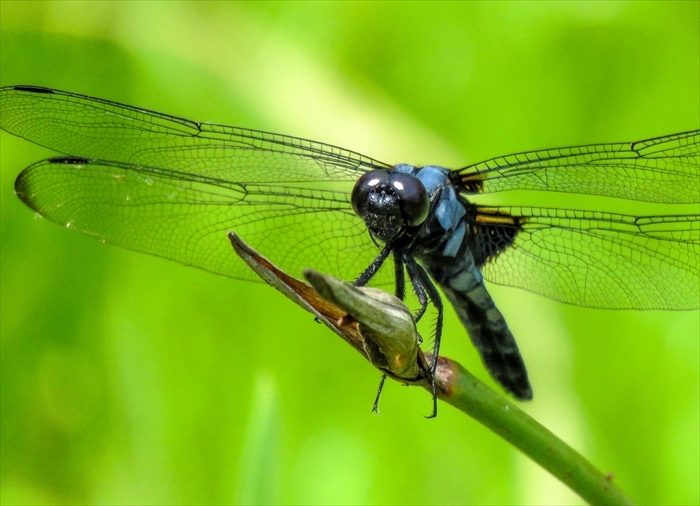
xmin=15 ymin=157 xmax=392 ymax=284
xmin=473 ymin=206 xmax=700 ymax=310
xmin=0 ymin=85 xmax=389 ymax=183
xmin=453 ymin=130 xmax=700 ymax=204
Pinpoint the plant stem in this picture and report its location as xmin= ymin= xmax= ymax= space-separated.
xmin=435 ymin=357 xmax=634 ymax=505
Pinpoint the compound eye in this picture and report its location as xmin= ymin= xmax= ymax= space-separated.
xmin=351 ymin=170 xmax=390 ymax=215
xmin=388 ymin=172 xmax=429 ymax=227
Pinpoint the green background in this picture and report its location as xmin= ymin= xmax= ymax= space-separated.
xmin=1 ymin=1 xmax=698 ymax=504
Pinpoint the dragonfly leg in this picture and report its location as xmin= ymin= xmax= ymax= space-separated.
xmin=394 ymin=254 xmax=422 ymax=344
xmin=393 ymin=253 xmax=405 ymax=300
xmin=396 ymin=251 xmax=429 ymax=324
xmin=368 ymin=251 xmax=408 ymax=414
xmin=354 ymin=243 xmax=392 ymax=287
xmin=371 ymin=374 xmax=387 ymax=414
xmin=405 ymin=255 xmax=443 ymax=418
xmin=353 ymin=244 xmax=393 ymax=413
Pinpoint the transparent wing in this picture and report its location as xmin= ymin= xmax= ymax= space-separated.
xmin=454 ymin=131 xmax=700 ymax=204
xmin=0 ymin=85 xmax=390 ymax=183
xmin=6 ymin=85 xmax=699 ymax=304
xmin=477 ymin=206 xmax=700 ymax=310
xmin=15 ymin=157 xmax=392 ymax=284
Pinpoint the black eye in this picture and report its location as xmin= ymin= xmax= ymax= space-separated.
xmin=388 ymin=172 xmax=429 ymax=227
xmin=351 ymin=170 xmax=389 ymax=215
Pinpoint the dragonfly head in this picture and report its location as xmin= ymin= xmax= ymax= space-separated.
xmin=351 ymin=169 xmax=430 ymax=242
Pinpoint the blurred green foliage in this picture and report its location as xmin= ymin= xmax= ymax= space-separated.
xmin=1 ymin=2 xmax=698 ymax=504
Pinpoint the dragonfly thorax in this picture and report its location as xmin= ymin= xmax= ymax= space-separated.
xmin=351 ymin=169 xmax=430 ymax=242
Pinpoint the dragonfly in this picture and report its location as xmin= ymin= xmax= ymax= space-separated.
xmin=2 ymin=85 xmax=698 ymax=408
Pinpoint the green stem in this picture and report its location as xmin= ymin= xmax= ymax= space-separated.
xmin=438 ymin=358 xmax=634 ymax=505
